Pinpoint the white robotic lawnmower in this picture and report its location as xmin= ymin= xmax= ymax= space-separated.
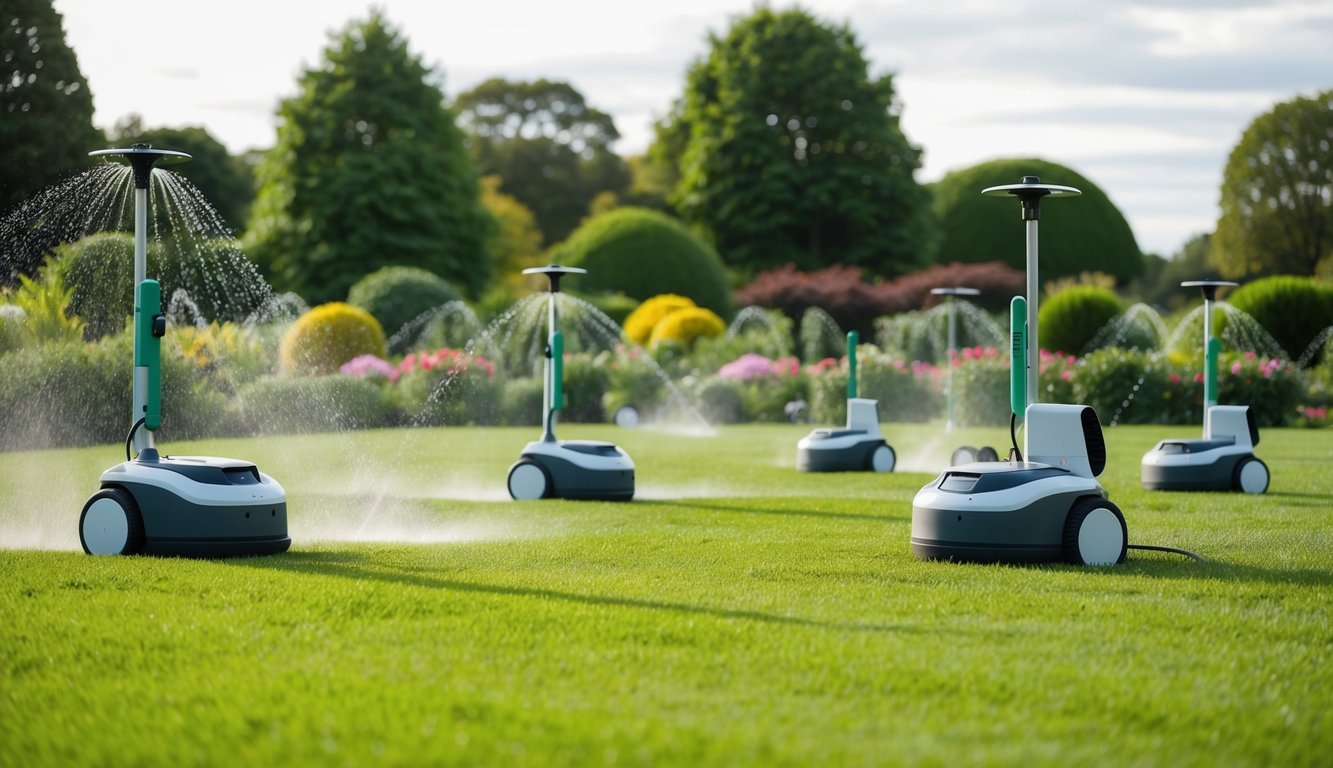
xmin=797 ymin=331 xmax=895 ymax=473
xmin=507 ymin=266 xmax=635 ymax=501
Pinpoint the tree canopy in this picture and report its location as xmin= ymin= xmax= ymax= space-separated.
xmin=649 ymin=7 xmax=933 ymax=278
xmin=0 ymin=0 xmax=103 ymax=216
xmin=1213 ymin=90 xmax=1332 ymax=279
xmin=454 ymin=78 xmax=629 ymax=245
xmin=245 ymin=10 xmax=493 ymax=302
xmin=931 ymin=158 xmax=1143 ymax=285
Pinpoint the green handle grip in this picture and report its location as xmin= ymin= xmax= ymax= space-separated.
xmin=135 ymin=279 xmax=162 ymax=430
xmin=1010 ymin=296 xmax=1027 ymax=417
xmin=846 ymin=330 xmax=859 ymax=400
xmin=551 ymin=331 xmax=564 ymax=412
xmin=1204 ymin=337 xmax=1220 ymax=405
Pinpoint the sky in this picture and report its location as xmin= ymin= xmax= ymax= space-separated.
xmin=52 ymin=0 xmax=1333 ymax=258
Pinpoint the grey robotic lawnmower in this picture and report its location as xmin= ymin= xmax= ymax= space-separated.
xmin=797 ymin=331 xmax=895 ymax=472
xmin=1141 ymin=281 xmax=1268 ymax=493
xmin=507 ymin=266 xmax=635 ymax=501
xmin=910 ymin=177 xmax=1128 ymax=566
xmin=79 ymin=146 xmax=289 ymax=557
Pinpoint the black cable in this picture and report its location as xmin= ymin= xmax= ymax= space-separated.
xmin=125 ymin=416 xmax=146 ymax=461
xmin=1008 ymin=411 xmax=1023 ymax=462
xmin=1128 ymin=544 xmax=1207 ymax=562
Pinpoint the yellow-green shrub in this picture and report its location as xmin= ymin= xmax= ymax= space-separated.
xmin=279 ymin=302 xmax=386 ymax=376
xmin=624 ymin=294 xmax=696 ymax=345
xmin=648 ymin=306 xmax=725 ymax=349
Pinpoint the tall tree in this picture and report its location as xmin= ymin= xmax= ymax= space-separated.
xmin=0 ymin=0 xmax=103 ymax=212
xmin=1213 ymin=90 xmax=1333 ymax=279
xmin=245 ymin=11 xmax=493 ymax=302
xmin=109 ymin=115 xmax=255 ymax=233
xmin=454 ymin=78 xmax=629 ymax=245
xmin=650 ymin=7 xmax=933 ymax=278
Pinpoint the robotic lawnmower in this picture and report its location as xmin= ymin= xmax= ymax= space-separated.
xmin=507 ymin=266 xmax=635 ymax=501
xmin=797 ymin=331 xmax=895 ymax=472
xmin=1141 ymin=281 xmax=1269 ymax=493
xmin=79 ymin=146 xmax=289 ymax=557
xmin=910 ymin=177 xmax=1128 ymax=566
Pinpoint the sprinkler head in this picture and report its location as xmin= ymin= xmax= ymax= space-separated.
xmin=982 ymin=176 xmax=1081 ymax=220
xmin=89 ymin=144 xmax=191 ymax=190
xmin=1181 ymin=280 xmax=1238 ymax=303
xmin=522 ymin=264 xmax=587 ymax=293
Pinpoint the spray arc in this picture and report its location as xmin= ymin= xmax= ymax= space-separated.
xmin=78 ymin=146 xmax=290 ymax=558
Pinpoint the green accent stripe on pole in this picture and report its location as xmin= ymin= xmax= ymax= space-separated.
xmin=135 ymin=280 xmax=162 ymax=430
xmin=846 ymin=331 xmax=858 ymax=400
xmin=1010 ymin=296 xmax=1027 ymax=417
xmin=1205 ymin=337 xmax=1221 ymax=406
xmin=551 ymin=331 xmax=564 ymax=412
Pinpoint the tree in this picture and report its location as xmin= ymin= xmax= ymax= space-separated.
xmin=650 ymin=7 xmax=933 ymax=278
xmin=931 ymin=158 xmax=1143 ymax=285
xmin=479 ymin=176 xmax=544 ymax=298
xmin=245 ymin=11 xmax=493 ymax=302
xmin=454 ymin=78 xmax=630 ymax=245
xmin=1213 ymin=90 xmax=1333 ymax=278
xmin=108 ymin=115 xmax=255 ymax=233
xmin=0 ymin=0 xmax=103 ymax=216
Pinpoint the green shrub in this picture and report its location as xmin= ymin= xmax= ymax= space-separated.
xmin=1227 ymin=276 xmax=1333 ymax=366
xmin=0 ymin=331 xmax=224 ymax=450
xmin=571 ymin=291 xmax=640 ymax=329
xmin=550 ymin=208 xmax=732 ymax=316
xmin=562 ymin=352 xmax=610 ymax=423
xmin=694 ymin=377 xmax=747 ymax=424
xmin=1037 ymin=285 xmax=1125 ymax=355
xmin=808 ymin=350 xmax=942 ymax=425
xmin=4 ymin=260 xmax=84 ymax=344
xmin=648 ymin=306 xmax=725 ymax=349
xmin=0 ymin=305 xmax=25 ymax=354
xmin=799 ymin=307 xmax=845 ymax=363
xmin=602 ymin=347 xmax=669 ymax=418
xmin=391 ymin=350 xmax=502 ymax=427
xmin=950 ymin=351 xmax=1011 ymax=427
xmin=234 ymin=375 xmax=389 ymax=435
xmin=279 ymin=302 xmax=386 ymax=376
xmin=1073 ymin=348 xmax=1185 ymax=426
xmin=500 ymin=377 xmax=544 ymax=426
xmin=347 ymin=266 xmax=464 ymax=342
xmin=56 ymin=233 xmax=271 ymax=338
xmin=1217 ymin=352 xmax=1305 ymax=427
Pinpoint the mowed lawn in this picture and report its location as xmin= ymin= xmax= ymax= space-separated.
xmin=1 ymin=421 xmax=1330 ymax=766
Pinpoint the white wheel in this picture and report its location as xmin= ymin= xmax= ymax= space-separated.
xmin=508 ymin=460 xmax=550 ymax=500
xmin=613 ymin=405 xmax=640 ymax=428
xmin=869 ymin=444 xmax=895 ymax=473
xmin=1235 ymin=457 xmax=1269 ymax=494
xmin=976 ymin=446 xmax=1000 ymax=462
xmin=79 ymin=487 xmax=145 ymax=556
xmin=1063 ymin=497 xmax=1127 ymax=566
xmin=951 ymin=446 xmax=977 ymax=466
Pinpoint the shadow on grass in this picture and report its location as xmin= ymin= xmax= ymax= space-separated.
xmin=231 ymin=550 xmax=919 ymax=636
xmin=648 ymin=499 xmax=908 ymax=523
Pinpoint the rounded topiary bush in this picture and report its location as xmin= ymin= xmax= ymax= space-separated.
xmin=1227 ymin=276 xmax=1333 ymax=365
xmin=280 ymin=302 xmax=386 ymax=376
xmin=648 ymin=306 xmax=725 ymax=349
xmin=550 ymin=208 xmax=731 ymax=315
xmin=347 ymin=266 xmax=463 ymax=342
xmin=932 ymin=158 xmax=1143 ymax=284
xmin=1037 ymin=286 xmax=1125 ymax=355
xmin=234 ymin=375 xmax=388 ymax=435
xmin=624 ymin=294 xmax=696 ymax=345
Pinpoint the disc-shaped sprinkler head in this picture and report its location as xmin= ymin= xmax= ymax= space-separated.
xmin=522 ymin=264 xmax=587 ymax=293
xmin=1181 ymin=280 xmax=1238 ymax=303
xmin=982 ymin=176 xmax=1081 ymax=220
xmin=89 ymin=144 xmax=191 ymax=190
xmin=930 ymin=287 xmax=981 ymax=298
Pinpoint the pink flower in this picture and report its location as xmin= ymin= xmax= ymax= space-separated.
xmin=719 ymin=353 xmax=778 ymax=381
xmin=1061 ymin=370 xmax=1071 ymax=381
xmin=340 ymin=354 xmax=397 ymax=381
xmin=1169 ymin=373 xmax=1181 ymax=385
xmin=1194 ymin=373 xmax=1204 ymax=383
xmin=1231 ymin=362 xmax=1243 ymax=375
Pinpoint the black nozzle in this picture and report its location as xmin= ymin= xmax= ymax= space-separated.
xmin=88 ymin=145 xmax=192 ymax=190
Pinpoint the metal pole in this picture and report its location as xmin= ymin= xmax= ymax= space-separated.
xmin=131 ymin=186 xmax=154 ymax=454
xmin=1026 ymin=218 xmax=1040 ymax=406
xmin=543 ymin=290 xmax=557 ymax=442
xmin=946 ymin=297 xmax=957 ymax=430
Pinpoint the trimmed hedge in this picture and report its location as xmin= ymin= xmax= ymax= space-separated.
xmin=347 ymin=266 xmax=463 ymax=342
xmin=234 ymin=375 xmax=388 ymax=435
xmin=1037 ymin=286 xmax=1125 ymax=355
xmin=550 ymin=208 xmax=731 ymax=315
xmin=1227 ymin=276 xmax=1333 ymax=365
xmin=279 ymin=302 xmax=387 ymax=376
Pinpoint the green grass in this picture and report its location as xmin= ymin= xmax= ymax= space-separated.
xmin=2 ymin=422 xmax=1331 ymax=766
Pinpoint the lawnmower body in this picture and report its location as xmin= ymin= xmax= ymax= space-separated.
xmin=509 ymin=439 xmax=635 ymax=501
xmin=1141 ymin=405 xmax=1268 ymax=493
xmin=911 ymin=404 xmax=1126 ymax=566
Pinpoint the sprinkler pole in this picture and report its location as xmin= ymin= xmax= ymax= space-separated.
xmin=1182 ymin=281 xmax=1237 ymax=435
xmin=931 ymin=287 xmax=980 ymax=431
xmin=982 ymin=177 xmax=1081 ymax=417
xmin=846 ymin=331 xmax=859 ymax=400
xmin=523 ymin=265 xmax=587 ymax=442
xmin=89 ymin=145 xmax=190 ymax=456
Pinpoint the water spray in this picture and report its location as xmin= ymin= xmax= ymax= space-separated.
xmin=930 ymin=286 xmax=980 ymax=432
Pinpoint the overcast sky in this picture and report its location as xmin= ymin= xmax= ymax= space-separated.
xmin=52 ymin=0 xmax=1333 ymax=258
